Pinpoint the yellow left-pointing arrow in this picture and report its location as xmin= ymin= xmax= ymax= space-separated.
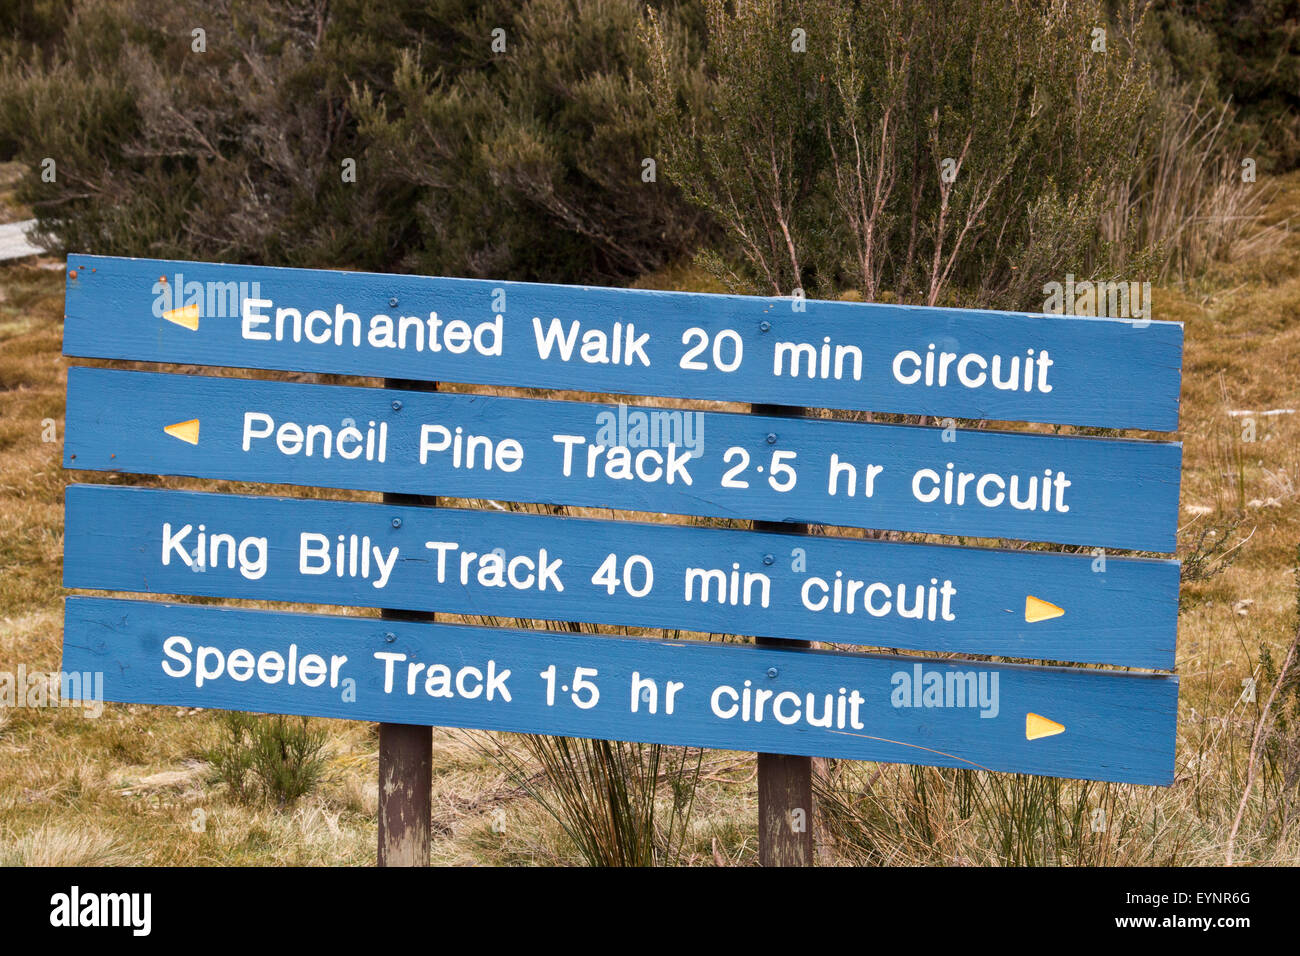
xmin=164 ymin=419 xmax=200 ymax=445
xmin=162 ymin=303 xmax=200 ymax=330
xmin=1026 ymin=713 xmax=1066 ymax=740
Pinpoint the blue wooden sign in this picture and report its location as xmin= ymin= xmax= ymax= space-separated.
xmin=62 ymin=254 xmax=1183 ymax=431
xmin=63 ymin=597 xmax=1180 ymax=785
xmin=60 ymin=253 xmax=1186 ymax=792
xmin=65 ymin=366 xmax=1182 ymax=551
xmin=63 ymin=484 xmax=1179 ymax=669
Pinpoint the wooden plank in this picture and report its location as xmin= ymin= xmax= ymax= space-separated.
xmin=61 ymin=596 xmax=1180 ymax=785
xmin=64 ymin=366 xmax=1182 ymax=551
xmin=62 ymin=254 xmax=1183 ymax=431
xmin=62 ymin=483 xmax=1180 ymax=669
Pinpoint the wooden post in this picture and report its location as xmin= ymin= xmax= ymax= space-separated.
xmin=377 ymin=376 xmax=437 ymax=867
xmin=753 ymin=401 xmax=815 ymax=867
xmin=377 ymin=716 xmax=432 ymax=866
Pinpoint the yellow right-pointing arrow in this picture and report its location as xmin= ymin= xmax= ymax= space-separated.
xmin=1025 ymin=595 xmax=1065 ymax=623
xmin=1026 ymin=713 xmax=1066 ymax=740
xmin=162 ymin=303 xmax=200 ymax=331
xmin=164 ymin=419 xmax=200 ymax=445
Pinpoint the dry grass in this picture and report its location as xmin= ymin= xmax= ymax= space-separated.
xmin=1 ymin=171 xmax=1298 ymax=865
xmin=1100 ymin=86 xmax=1290 ymax=283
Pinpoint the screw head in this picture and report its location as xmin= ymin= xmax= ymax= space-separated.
xmin=388 ymin=297 xmax=399 ymax=307
xmin=766 ymin=433 xmax=777 ymax=444
xmin=384 ymin=632 xmax=396 ymax=643
xmin=766 ymin=667 xmax=779 ymax=679
xmin=763 ymin=554 xmax=774 ymax=566
xmin=391 ymin=400 xmax=403 ymax=411
xmin=391 ymin=517 xmax=402 ymax=528
xmin=760 ymin=320 xmax=771 ymax=332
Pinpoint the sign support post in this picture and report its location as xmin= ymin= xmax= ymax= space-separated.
xmin=753 ymin=400 xmax=815 ymax=867
xmin=377 ymin=376 xmax=437 ymax=867
xmin=377 ymin=716 xmax=432 ymax=866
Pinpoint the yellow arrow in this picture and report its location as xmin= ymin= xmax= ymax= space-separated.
xmin=163 ymin=419 xmax=200 ymax=445
xmin=1025 ymin=713 xmax=1066 ymax=740
xmin=1025 ymin=595 xmax=1064 ymax=623
xmin=162 ymin=303 xmax=200 ymax=331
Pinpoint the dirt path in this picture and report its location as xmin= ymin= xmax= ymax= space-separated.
xmin=0 ymin=220 xmax=44 ymax=261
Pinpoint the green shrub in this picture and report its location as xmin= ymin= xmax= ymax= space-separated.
xmin=646 ymin=0 xmax=1160 ymax=307
xmin=645 ymin=0 xmax=1257 ymax=308
xmin=207 ymin=712 xmax=258 ymax=804
xmin=1156 ymin=0 xmax=1300 ymax=172
xmin=353 ymin=0 xmax=711 ymax=281
xmin=0 ymin=0 xmax=707 ymax=282
xmin=0 ymin=0 xmax=75 ymax=62
xmin=207 ymin=711 xmax=328 ymax=806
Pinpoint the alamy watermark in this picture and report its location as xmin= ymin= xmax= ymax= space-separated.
xmin=50 ymin=886 xmax=150 ymax=936
xmin=595 ymin=404 xmax=705 ymax=459
xmin=1042 ymin=274 xmax=1150 ymax=324
xmin=1 ymin=665 xmax=103 ymax=718
xmin=890 ymin=663 xmax=999 ymax=718
xmin=152 ymin=273 xmax=263 ymax=321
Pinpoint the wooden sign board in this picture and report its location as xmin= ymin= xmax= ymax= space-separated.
xmin=63 ymin=255 xmax=1183 ymax=430
xmin=60 ymin=255 xmax=1184 ymax=800
xmin=65 ymin=366 xmax=1181 ymax=551
xmin=64 ymin=597 xmax=1179 ymax=785
xmin=63 ymin=484 xmax=1179 ymax=668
